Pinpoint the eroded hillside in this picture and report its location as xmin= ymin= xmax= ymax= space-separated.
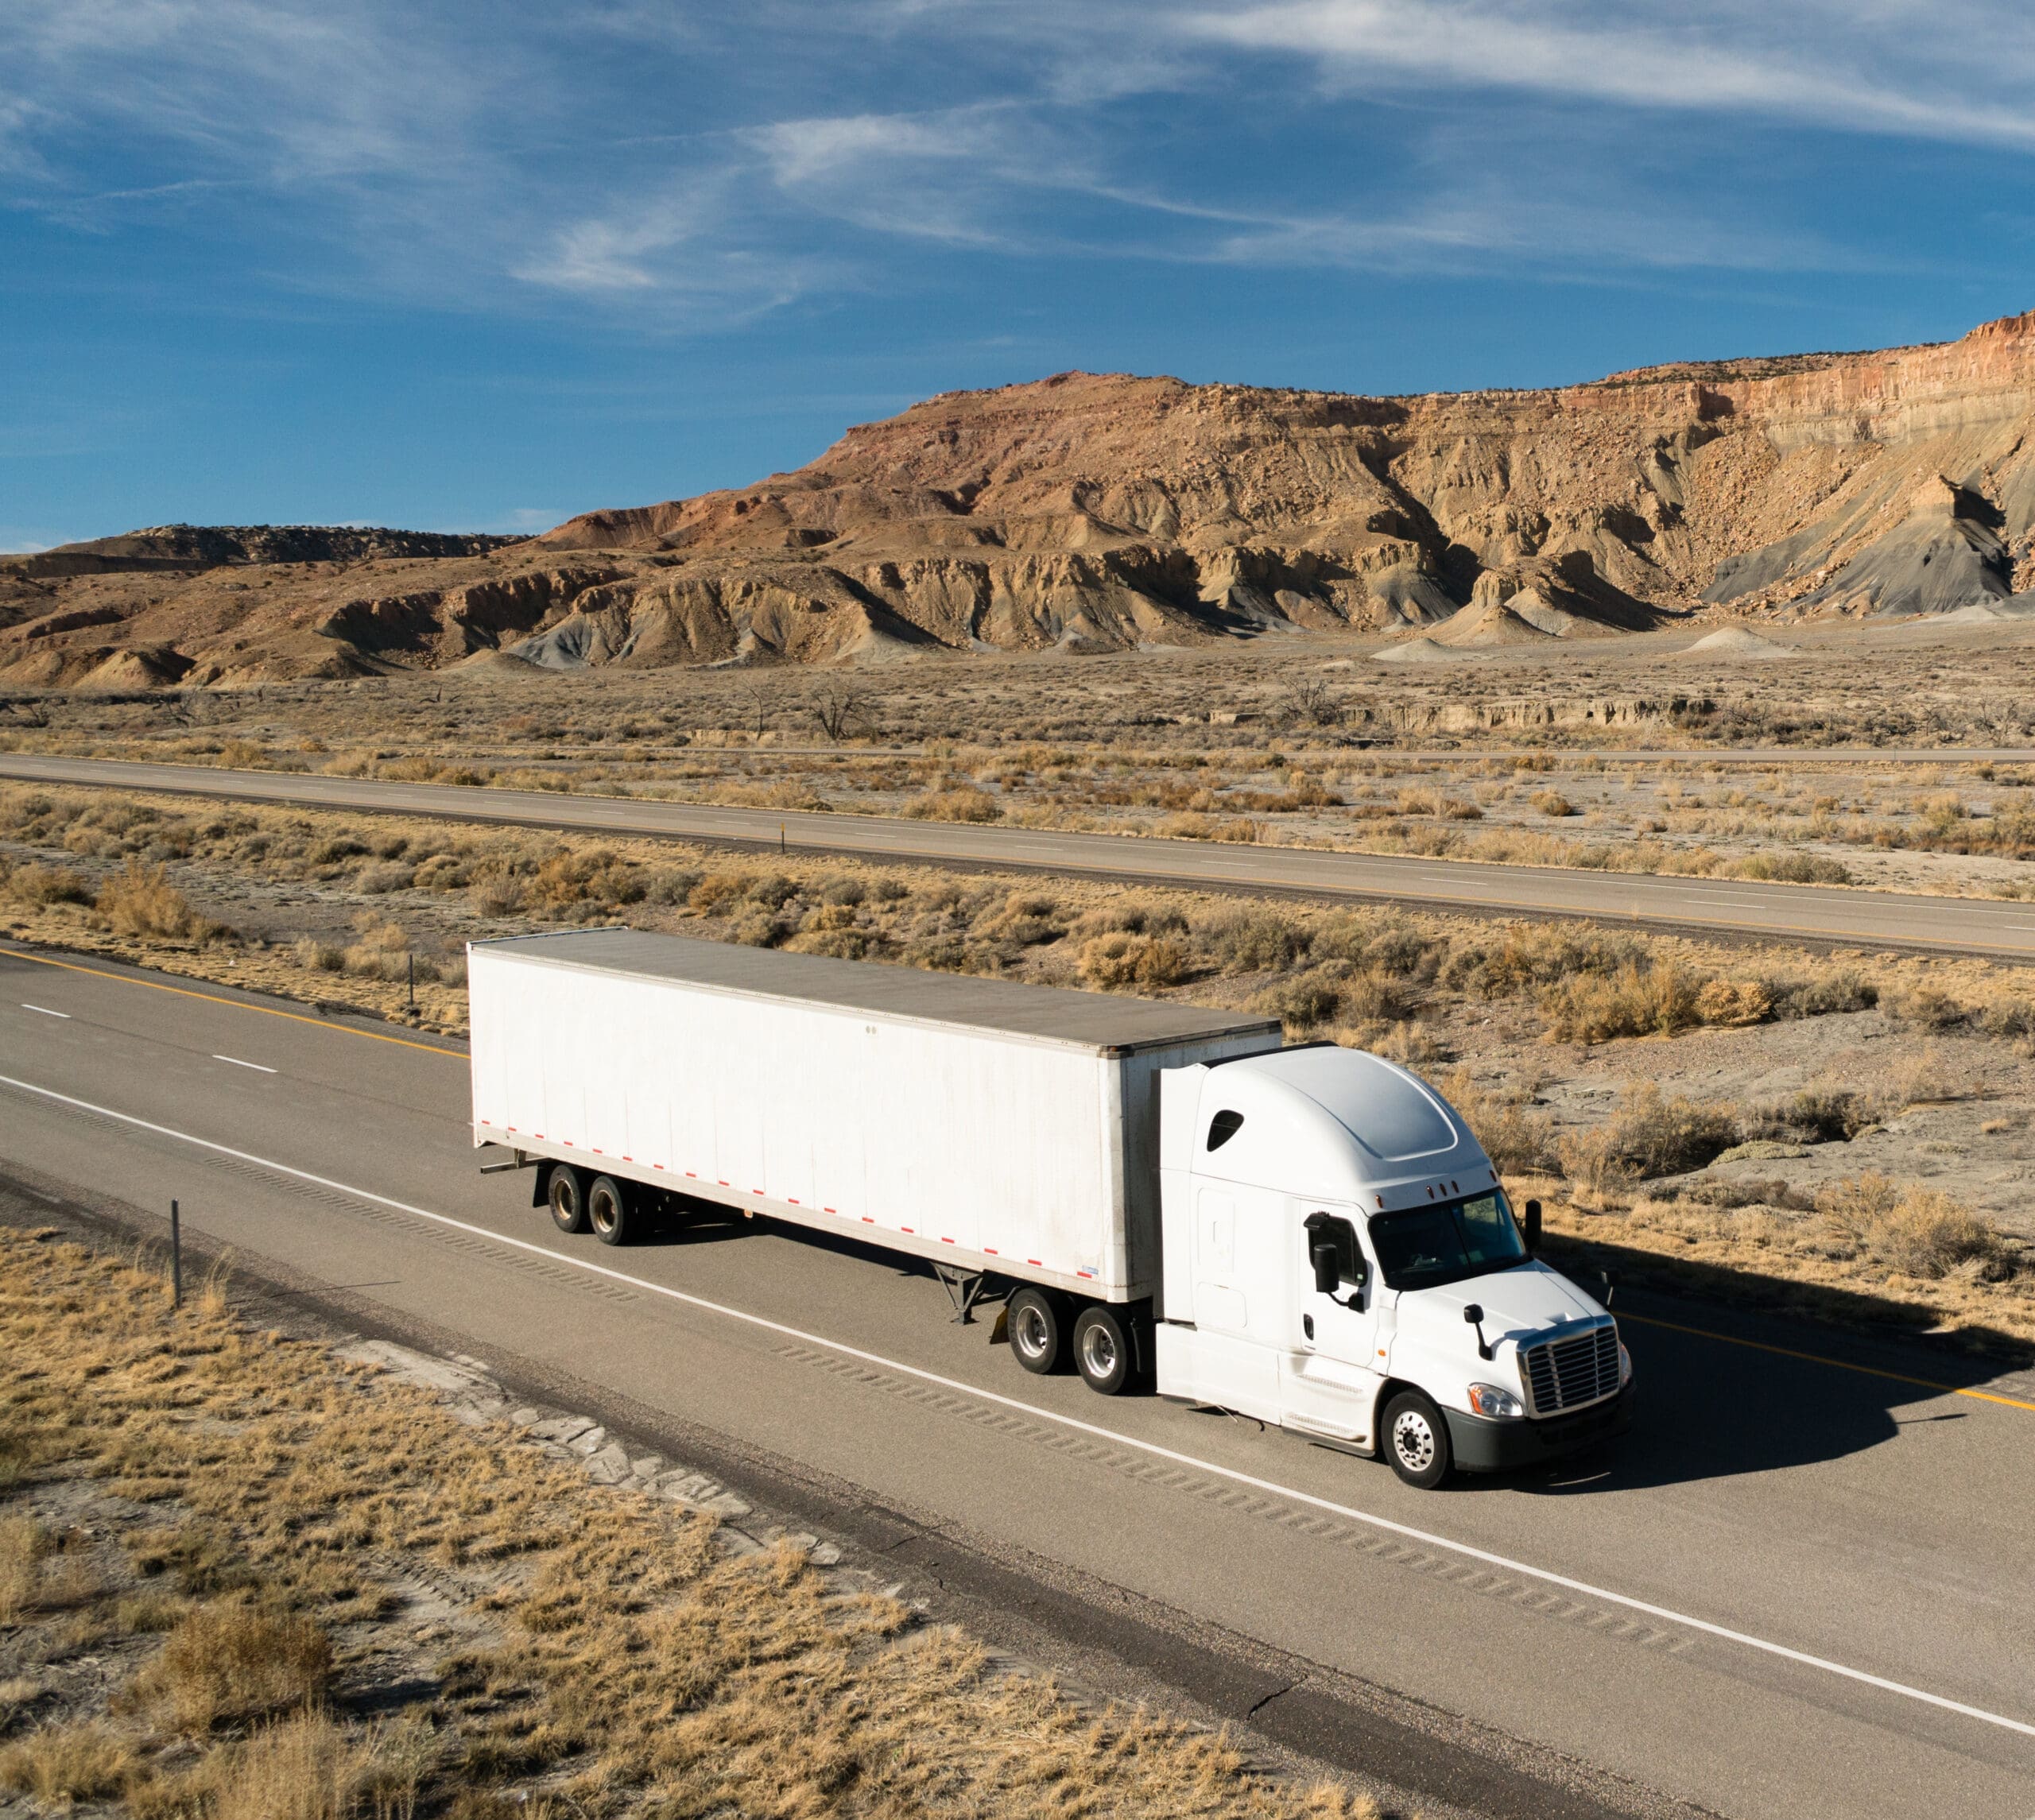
xmin=10 ymin=313 xmax=2035 ymax=685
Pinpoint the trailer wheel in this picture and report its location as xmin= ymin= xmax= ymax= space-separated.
xmin=587 ymin=1175 xmax=633 ymax=1246
xmin=1007 ymin=1288 xmax=1067 ymax=1375
xmin=547 ymin=1166 xmax=587 ymax=1235
xmin=1072 ymin=1304 xmax=1134 ymax=1396
xmin=1382 ymin=1390 xmax=1452 ymax=1489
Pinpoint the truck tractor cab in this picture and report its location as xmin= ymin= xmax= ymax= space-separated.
xmin=1155 ymin=1046 xmax=1632 ymax=1488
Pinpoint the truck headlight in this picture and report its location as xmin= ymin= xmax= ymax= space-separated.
xmin=1467 ymin=1382 xmax=1524 ymax=1419
xmin=1619 ymin=1343 xmax=1634 ymax=1387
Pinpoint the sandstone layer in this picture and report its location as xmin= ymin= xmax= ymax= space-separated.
xmin=10 ymin=313 xmax=2035 ymax=685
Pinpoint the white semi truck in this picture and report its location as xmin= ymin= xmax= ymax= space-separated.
xmin=469 ymin=929 xmax=1631 ymax=1488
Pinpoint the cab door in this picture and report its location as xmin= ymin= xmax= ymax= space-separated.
xmin=1281 ymin=1202 xmax=1386 ymax=1445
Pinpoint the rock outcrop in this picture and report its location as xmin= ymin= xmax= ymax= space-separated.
xmin=11 ymin=311 xmax=2035 ymax=685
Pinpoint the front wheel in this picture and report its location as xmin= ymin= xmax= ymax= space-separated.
xmin=547 ymin=1165 xmax=587 ymax=1234
xmin=1072 ymin=1304 xmax=1134 ymax=1396
xmin=1382 ymin=1390 xmax=1453 ymax=1489
xmin=587 ymin=1175 xmax=634 ymax=1246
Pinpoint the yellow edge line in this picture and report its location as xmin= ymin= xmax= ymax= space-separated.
xmin=0 ymin=947 xmax=465 ymax=1059
xmin=1618 ymin=1310 xmax=2035 ymax=1413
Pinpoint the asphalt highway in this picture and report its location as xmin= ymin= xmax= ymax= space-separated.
xmin=0 ymin=753 xmax=2024 ymax=960
xmin=2 ymin=943 xmax=2033 ymax=1819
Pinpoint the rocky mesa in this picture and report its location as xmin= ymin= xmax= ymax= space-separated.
xmin=9 ymin=312 xmax=2035 ymax=686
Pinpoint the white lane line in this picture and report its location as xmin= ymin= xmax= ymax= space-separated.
xmin=21 ymin=1005 xmax=70 ymax=1019
xmin=3 ymin=1070 xmax=2032 ymax=1746
xmin=210 ymin=1055 xmax=277 ymax=1075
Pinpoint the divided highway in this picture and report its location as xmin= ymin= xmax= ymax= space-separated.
xmin=0 ymin=753 xmax=2019 ymax=959
xmin=2 ymin=944 xmax=2033 ymax=1820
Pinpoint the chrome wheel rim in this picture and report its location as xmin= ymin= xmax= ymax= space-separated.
xmin=1393 ymin=1410 xmax=1436 ymax=1472
xmin=1079 ymin=1322 xmax=1118 ymax=1381
xmin=1014 ymin=1304 xmax=1050 ymax=1361
xmin=590 ymin=1191 xmax=618 ymax=1237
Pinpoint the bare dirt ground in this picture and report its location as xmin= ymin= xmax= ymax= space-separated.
xmin=3 ymin=775 xmax=2032 ymax=1364
xmin=0 ymin=1226 xmax=1384 ymax=1819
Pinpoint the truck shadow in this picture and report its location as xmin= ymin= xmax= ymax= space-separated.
xmin=639 ymin=1200 xmax=974 ymax=1284
xmin=644 ymin=1204 xmax=2032 ymax=1496
xmin=1471 ymin=1239 xmax=2032 ymax=1497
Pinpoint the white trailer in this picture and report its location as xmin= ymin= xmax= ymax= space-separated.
xmin=471 ymin=929 xmax=1631 ymax=1485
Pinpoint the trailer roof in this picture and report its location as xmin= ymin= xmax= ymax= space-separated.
xmin=475 ymin=929 xmax=1281 ymax=1054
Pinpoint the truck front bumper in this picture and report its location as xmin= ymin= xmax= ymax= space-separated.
xmin=1444 ymin=1384 xmax=1633 ymax=1474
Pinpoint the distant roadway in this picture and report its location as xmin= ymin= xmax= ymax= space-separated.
xmin=0 ymin=753 xmax=2018 ymax=960
xmin=2 ymin=947 xmax=2033 ymax=1819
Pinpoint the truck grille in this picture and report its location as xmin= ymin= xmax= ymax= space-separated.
xmin=1521 ymin=1323 xmax=1620 ymax=1416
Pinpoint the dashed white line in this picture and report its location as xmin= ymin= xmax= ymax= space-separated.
xmin=20 ymin=1004 xmax=70 ymax=1019
xmin=210 ymin=1055 xmax=277 ymax=1075
xmin=1 ymin=1069 xmax=2031 ymax=1744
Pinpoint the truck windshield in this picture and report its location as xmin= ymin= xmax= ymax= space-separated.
xmin=1368 ymin=1191 xmax=1529 ymax=1291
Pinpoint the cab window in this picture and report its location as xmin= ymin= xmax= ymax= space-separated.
xmin=1368 ymin=1190 xmax=1529 ymax=1291
xmin=1303 ymin=1210 xmax=1361 ymax=1284
xmin=1206 ymin=1109 xmax=1244 ymax=1152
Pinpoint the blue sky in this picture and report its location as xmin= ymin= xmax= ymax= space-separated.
xmin=6 ymin=1 xmax=2035 ymax=548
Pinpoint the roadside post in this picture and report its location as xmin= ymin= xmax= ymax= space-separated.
xmin=170 ymin=1198 xmax=182 ymax=1310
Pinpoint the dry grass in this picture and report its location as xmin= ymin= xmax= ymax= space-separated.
xmin=1815 ymin=1173 xmax=2020 ymax=1282
xmin=0 ymin=1720 xmax=135 ymax=1804
xmin=0 ymin=1229 xmax=1378 ymax=1820
xmin=98 ymin=857 xmax=205 ymax=940
xmin=1522 ymin=1173 xmax=2034 ymax=1346
xmin=138 ymin=1601 xmax=333 ymax=1731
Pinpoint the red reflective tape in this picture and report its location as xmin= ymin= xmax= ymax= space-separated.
xmin=824 ymin=1206 xmax=837 ymax=1214
xmin=983 ymin=1247 xmax=998 ymax=1255
xmin=1027 ymin=1259 xmax=1042 ymax=1266
xmin=787 ymin=1198 xmax=799 ymax=1205
xmin=860 ymin=1216 xmax=873 ymax=1223
xmin=901 ymin=1226 xmax=914 ymax=1234
xmin=940 ymin=1236 xmax=955 ymax=1244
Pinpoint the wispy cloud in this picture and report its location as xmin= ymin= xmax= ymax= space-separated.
xmin=4 ymin=0 xmax=2033 ymax=331
xmin=1179 ymin=2 xmax=2035 ymax=147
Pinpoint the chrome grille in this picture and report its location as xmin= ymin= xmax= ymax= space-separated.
xmin=1521 ymin=1322 xmax=1620 ymax=1416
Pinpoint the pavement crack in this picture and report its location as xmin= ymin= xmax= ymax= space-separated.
xmin=1244 ymin=1680 xmax=1297 ymax=1720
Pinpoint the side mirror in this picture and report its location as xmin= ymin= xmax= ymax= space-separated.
xmin=1523 ymin=1198 xmax=1542 ymax=1255
xmin=1311 ymin=1242 xmax=1339 ymax=1295
xmin=1463 ymin=1301 xmax=1492 ymax=1361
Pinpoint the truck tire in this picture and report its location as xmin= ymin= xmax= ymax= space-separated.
xmin=587 ymin=1175 xmax=633 ymax=1246
xmin=1007 ymin=1288 xmax=1067 ymax=1375
xmin=1072 ymin=1304 xmax=1134 ymax=1396
xmin=1382 ymin=1389 xmax=1453 ymax=1489
xmin=547 ymin=1165 xmax=587 ymax=1234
